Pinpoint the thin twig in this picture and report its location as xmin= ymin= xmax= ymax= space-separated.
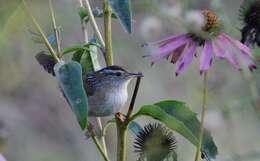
xmin=49 ymin=0 xmax=62 ymax=57
xmin=79 ymin=0 xmax=89 ymax=43
xmin=126 ymin=77 xmax=142 ymax=120
xmin=90 ymin=132 xmax=111 ymax=161
xmin=194 ymin=72 xmax=208 ymax=161
xmin=102 ymin=119 xmax=116 ymax=136
xmin=97 ymin=118 xmax=108 ymax=157
xmin=84 ymin=0 xmax=105 ymax=48
xmin=22 ymin=0 xmax=60 ymax=62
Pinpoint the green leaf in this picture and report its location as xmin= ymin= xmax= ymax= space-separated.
xmin=78 ymin=6 xmax=89 ymax=22
xmin=132 ymin=100 xmax=218 ymax=160
xmin=72 ymin=50 xmax=84 ymax=63
xmin=132 ymin=105 xmax=198 ymax=145
xmin=108 ymin=0 xmax=132 ymax=33
xmin=155 ymin=100 xmax=218 ymax=160
xmin=62 ymin=46 xmax=89 ymax=55
xmin=80 ymin=49 xmax=95 ymax=74
xmin=54 ymin=61 xmax=88 ymax=130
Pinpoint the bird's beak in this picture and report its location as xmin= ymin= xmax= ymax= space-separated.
xmin=128 ymin=72 xmax=144 ymax=78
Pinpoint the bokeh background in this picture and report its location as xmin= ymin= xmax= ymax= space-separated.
xmin=1 ymin=0 xmax=260 ymax=161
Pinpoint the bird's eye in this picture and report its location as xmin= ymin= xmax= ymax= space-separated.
xmin=116 ymin=72 xmax=122 ymax=76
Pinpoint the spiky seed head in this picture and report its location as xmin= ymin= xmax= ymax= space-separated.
xmin=134 ymin=123 xmax=177 ymax=161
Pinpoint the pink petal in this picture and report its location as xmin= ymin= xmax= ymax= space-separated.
xmin=0 ymin=154 xmax=7 ymax=161
xmin=239 ymin=52 xmax=257 ymax=71
xmin=212 ymin=38 xmax=225 ymax=59
xmin=151 ymin=35 xmax=192 ymax=61
xmin=171 ymin=45 xmax=186 ymax=64
xmin=149 ymin=34 xmax=189 ymax=46
xmin=216 ymin=35 xmax=241 ymax=70
xmin=200 ymin=41 xmax=213 ymax=74
xmin=175 ymin=42 xmax=198 ymax=76
xmin=221 ymin=33 xmax=252 ymax=57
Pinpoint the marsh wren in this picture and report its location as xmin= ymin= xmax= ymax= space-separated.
xmin=85 ymin=66 xmax=143 ymax=117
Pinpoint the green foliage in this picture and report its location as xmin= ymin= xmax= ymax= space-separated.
xmin=54 ymin=61 xmax=88 ymax=130
xmin=155 ymin=101 xmax=218 ymax=160
xmin=64 ymin=42 xmax=101 ymax=75
xmin=78 ymin=6 xmax=90 ymax=22
xmin=131 ymin=100 xmax=218 ymax=160
xmin=108 ymin=0 xmax=132 ymax=33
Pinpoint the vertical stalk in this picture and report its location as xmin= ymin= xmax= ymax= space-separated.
xmin=104 ymin=0 xmax=113 ymax=66
xmin=116 ymin=77 xmax=142 ymax=161
xmin=49 ymin=0 xmax=62 ymax=57
xmin=194 ymin=72 xmax=208 ymax=161
xmin=116 ymin=116 xmax=127 ymax=161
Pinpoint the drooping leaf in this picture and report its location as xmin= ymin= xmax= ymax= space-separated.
xmin=69 ymin=36 xmax=101 ymax=74
xmin=155 ymin=100 xmax=218 ymax=160
xmin=54 ymin=61 xmax=88 ymax=130
xmin=108 ymin=0 xmax=132 ymax=33
xmin=88 ymin=36 xmax=101 ymax=71
xmin=132 ymin=105 xmax=198 ymax=145
xmin=80 ymin=49 xmax=95 ymax=75
xmin=35 ymin=51 xmax=56 ymax=76
xmin=132 ymin=100 xmax=218 ymax=160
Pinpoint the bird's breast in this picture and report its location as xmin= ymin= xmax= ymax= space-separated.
xmin=88 ymin=85 xmax=128 ymax=117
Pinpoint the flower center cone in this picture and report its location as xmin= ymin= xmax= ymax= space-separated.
xmin=202 ymin=10 xmax=220 ymax=31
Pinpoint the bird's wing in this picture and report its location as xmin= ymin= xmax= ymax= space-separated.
xmin=85 ymin=74 xmax=97 ymax=96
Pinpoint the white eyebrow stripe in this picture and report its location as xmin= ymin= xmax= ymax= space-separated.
xmin=99 ymin=69 xmax=124 ymax=74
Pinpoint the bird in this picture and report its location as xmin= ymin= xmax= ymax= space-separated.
xmin=35 ymin=53 xmax=143 ymax=117
xmin=84 ymin=65 xmax=143 ymax=117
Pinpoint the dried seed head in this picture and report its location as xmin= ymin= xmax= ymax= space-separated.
xmin=134 ymin=123 xmax=177 ymax=161
xmin=202 ymin=10 xmax=220 ymax=31
xmin=240 ymin=0 xmax=260 ymax=46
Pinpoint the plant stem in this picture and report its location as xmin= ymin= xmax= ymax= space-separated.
xmin=91 ymin=134 xmax=111 ymax=161
xmin=84 ymin=0 xmax=105 ymax=48
xmin=115 ymin=76 xmax=142 ymax=161
xmin=115 ymin=114 xmax=127 ymax=161
xmin=194 ymin=72 xmax=208 ymax=161
xmin=49 ymin=0 xmax=62 ymax=57
xmin=22 ymin=0 xmax=60 ymax=63
xmin=79 ymin=0 xmax=89 ymax=43
xmin=104 ymin=0 xmax=113 ymax=66
xmin=97 ymin=117 xmax=108 ymax=157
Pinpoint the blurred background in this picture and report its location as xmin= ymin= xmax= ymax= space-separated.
xmin=0 ymin=0 xmax=260 ymax=161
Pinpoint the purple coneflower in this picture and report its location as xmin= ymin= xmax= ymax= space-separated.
xmin=149 ymin=10 xmax=256 ymax=76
